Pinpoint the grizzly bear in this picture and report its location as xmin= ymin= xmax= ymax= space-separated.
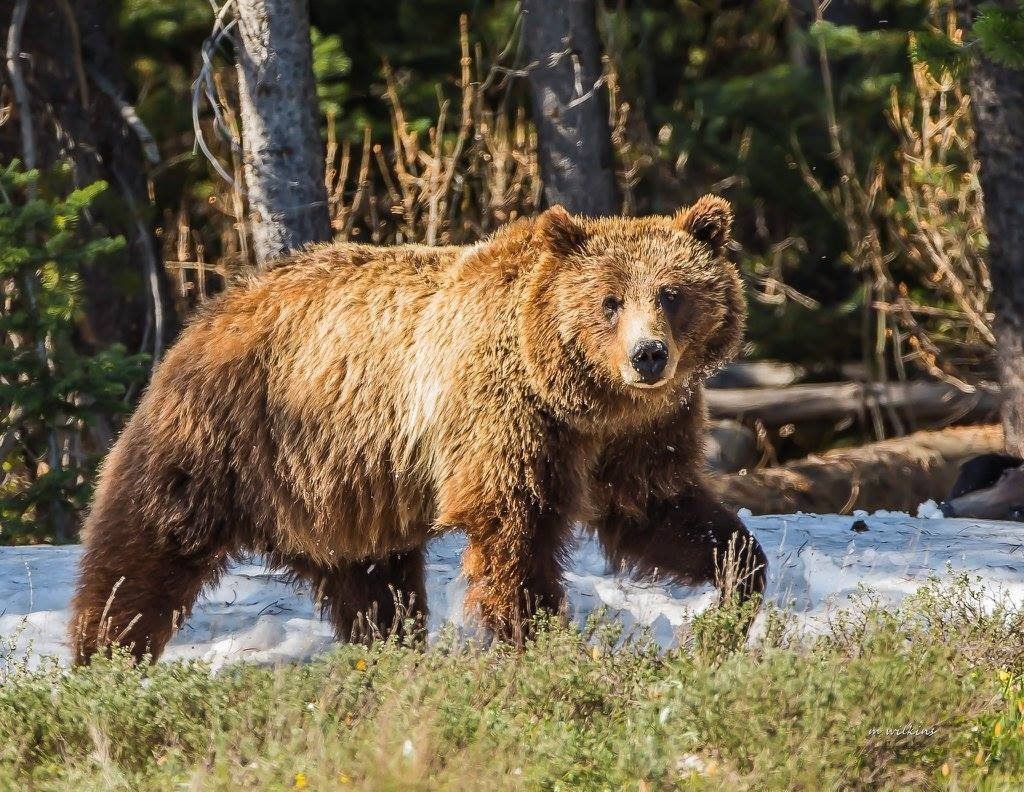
xmin=69 ymin=196 xmax=767 ymax=663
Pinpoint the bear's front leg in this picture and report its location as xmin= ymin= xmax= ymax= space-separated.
xmin=435 ymin=402 xmax=580 ymax=643
xmin=457 ymin=502 xmax=570 ymax=644
xmin=596 ymin=483 xmax=767 ymax=604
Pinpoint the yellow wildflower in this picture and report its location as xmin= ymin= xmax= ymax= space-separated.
xmin=995 ymin=721 xmax=1004 ymax=737
xmin=355 ymin=658 xmax=368 ymax=672
xmin=293 ymin=772 xmax=308 ymax=789
xmin=338 ymin=772 xmax=352 ymax=784
xmin=998 ymin=669 xmax=1011 ymax=683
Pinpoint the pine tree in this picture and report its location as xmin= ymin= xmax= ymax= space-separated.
xmin=0 ymin=163 xmax=147 ymax=543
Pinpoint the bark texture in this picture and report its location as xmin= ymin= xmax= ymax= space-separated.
xmin=960 ymin=1 xmax=1024 ymax=455
xmin=234 ymin=0 xmax=332 ymax=265
xmin=521 ymin=0 xmax=618 ymax=216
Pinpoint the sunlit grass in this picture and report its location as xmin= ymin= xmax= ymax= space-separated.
xmin=2 ymin=574 xmax=1023 ymax=789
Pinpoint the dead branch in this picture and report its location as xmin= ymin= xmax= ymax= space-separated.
xmin=5 ymin=0 xmax=36 ymax=172
xmin=113 ymin=167 xmax=166 ymax=362
xmin=87 ymin=66 xmax=160 ymax=165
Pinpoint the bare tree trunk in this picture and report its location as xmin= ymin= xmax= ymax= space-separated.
xmin=960 ymin=1 xmax=1024 ymax=456
xmin=521 ymin=0 xmax=618 ymax=216
xmin=234 ymin=0 xmax=332 ymax=266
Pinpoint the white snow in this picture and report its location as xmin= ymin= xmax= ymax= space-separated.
xmin=3 ymin=513 xmax=1024 ymax=670
xmin=916 ymin=499 xmax=947 ymax=520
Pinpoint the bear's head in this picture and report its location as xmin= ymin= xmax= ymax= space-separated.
xmin=521 ymin=196 xmax=745 ymax=422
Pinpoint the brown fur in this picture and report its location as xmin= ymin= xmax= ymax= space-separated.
xmin=69 ymin=197 xmax=766 ymax=662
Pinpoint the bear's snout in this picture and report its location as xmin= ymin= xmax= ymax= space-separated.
xmin=629 ymin=339 xmax=669 ymax=383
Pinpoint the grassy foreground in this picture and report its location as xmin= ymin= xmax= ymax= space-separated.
xmin=3 ymin=575 xmax=1024 ymax=790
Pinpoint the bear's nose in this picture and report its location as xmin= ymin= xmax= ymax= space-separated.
xmin=630 ymin=339 xmax=668 ymax=381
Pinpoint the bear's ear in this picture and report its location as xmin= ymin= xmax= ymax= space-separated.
xmin=536 ymin=205 xmax=587 ymax=258
xmin=675 ymin=195 xmax=733 ymax=254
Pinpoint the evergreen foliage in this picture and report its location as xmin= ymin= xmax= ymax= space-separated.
xmin=974 ymin=1 xmax=1024 ymax=68
xmin=908 ymin=28 xmax=970 ymax=78
xmin=909 ymin=1 xmax=1024 ymax=75
xmin=0 ymin=163 xmax=147 ymax=543
xmin=5 ymin=0 xmax=1021 ymax=539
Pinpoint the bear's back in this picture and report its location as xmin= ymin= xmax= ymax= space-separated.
xmin=262 ymin=241 xmax=467 ymax=288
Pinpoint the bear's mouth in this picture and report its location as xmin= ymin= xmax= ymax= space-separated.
xmin=618 ymin=362 xmax=677 ymax=390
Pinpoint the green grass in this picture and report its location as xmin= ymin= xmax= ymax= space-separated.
xmin=3 ymin=574 xmax=1024 ymax=790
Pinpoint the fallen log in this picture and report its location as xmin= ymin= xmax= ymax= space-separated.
xmin=714 ymin=424 xmax=1004 ymax=515
xmin=706 ymin=381 xmax=1001 ymax=427
xmin=707 ymin=360 xmax=805 ymax=389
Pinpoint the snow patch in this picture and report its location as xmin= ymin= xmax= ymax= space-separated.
xmin=916 ymin=499 xmax=946 ymax=520
xmin=3 ymin=514 xmax=1024 ymax=669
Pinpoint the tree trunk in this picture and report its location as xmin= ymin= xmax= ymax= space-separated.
xmin=960 ymin=1 xmax=1024 ymax=456
xmin=234 ymin=0 xmax=332 ymax=266
xmin=521 ymin=0 xmax=618 ymax=216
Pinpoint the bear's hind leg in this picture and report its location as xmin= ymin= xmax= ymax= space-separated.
xmin=596 ymin=483 xmax=767 ymax=604
xmin=285 ymin=548 xmax=427 ymax=644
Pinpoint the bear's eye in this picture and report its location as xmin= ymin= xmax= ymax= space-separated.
xmin=602 ymin=296 xmax=622 ymax=320
xmin=658 ymin=287 xmax=682 ymax=310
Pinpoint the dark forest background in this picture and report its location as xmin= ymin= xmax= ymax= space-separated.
xmin=3 ymin=0 xmax=1024 ymax=541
